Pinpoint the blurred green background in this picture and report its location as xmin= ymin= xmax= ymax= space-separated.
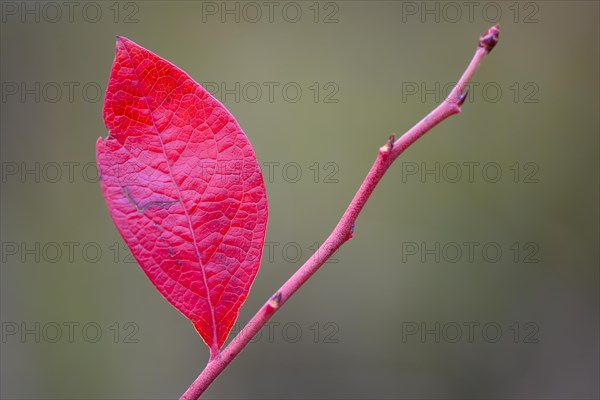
xmin=1 ymin=1 xmax=598 ymax=399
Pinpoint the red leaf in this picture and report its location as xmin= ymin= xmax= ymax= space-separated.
xmin=96 ymin=37 xmax=268 ymax=358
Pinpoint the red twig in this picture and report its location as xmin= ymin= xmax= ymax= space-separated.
xmin=181 ymin=24 xmax=500 ymax=400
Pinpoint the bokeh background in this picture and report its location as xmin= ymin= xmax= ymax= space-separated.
xmin=1 ymin=1 xmax=598 ymax=399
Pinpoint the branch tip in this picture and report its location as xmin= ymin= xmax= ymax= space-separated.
xmin=478 ymin=24 xmax=500 ymax=53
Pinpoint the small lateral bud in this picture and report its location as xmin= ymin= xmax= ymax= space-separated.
xmin=387 ymin=134 xmax=395 ymax=149
xmin=479 ymin=24 xmax=500 ymax=53
xmin=268 ymin=292 xmax=282 ymax=309
xmin=379 ymin=134 xmax=395 ymax=155
xmin=458 ymin=90 xmax=469 ymax=106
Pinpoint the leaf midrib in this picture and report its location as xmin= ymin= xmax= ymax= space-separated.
xmin=121 ymin=41 xmax=220 ymax=354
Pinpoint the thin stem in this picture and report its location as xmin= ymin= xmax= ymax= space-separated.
xmin=181 ymin=25 xmax=499 ymax=400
